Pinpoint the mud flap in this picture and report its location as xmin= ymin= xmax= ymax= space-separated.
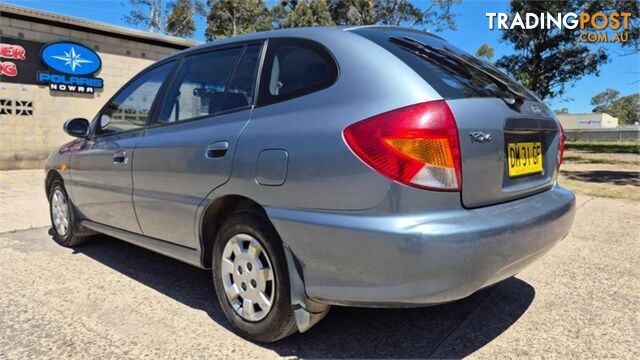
xmin=283 ymin=244 xmax=330 ymax=333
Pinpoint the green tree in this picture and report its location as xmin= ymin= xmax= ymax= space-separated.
xmin=309 ymin=0 xmax=334 ymax=26
xmin=205 ymin=0 xmax=272 ymax=40
xmin=608 ymin=94 xmax=640 ymax=125
xmin=591 ymin=90 xmax=640 ymax=125
xmin=328 ymin=0 xmax=375 ymax=25
xmin=270 ymin=1 xmax=295 ymax=29
xmin=475 ymin=43 xmax=494 ymax=61
xmin=591 ymin=88 xmax=620 ymax=109
xmin=285 ymin=0 xmax=313 ymax=27
xmin=328 ymin=0 xmax=460 ymax=30
xmin=373 ymin=0 xmax=422 ymax=26
xmin=123 ymin=0 xmax=164 ymax=32
xmin=278 ymin=0 xmax=334 ymax=28
xmin=165 ymin=0 xmax=205 ymax=37
xmin=495 ymin=0 xmax=609 ymax=100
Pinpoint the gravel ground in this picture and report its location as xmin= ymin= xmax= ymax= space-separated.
xmin=0 ymin=170 xmax=638 ymax=359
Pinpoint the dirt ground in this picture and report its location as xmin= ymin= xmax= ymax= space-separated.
xmin=559 ymin=143 xmax=640 ymax=201
xmin=563 ymin=150 xmax=639 ymax=165
xmin=0 ymin=169 xmax=639 ymax=359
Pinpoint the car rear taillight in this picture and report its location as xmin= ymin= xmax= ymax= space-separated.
xmin=343 ymin=100 xmax=462 ymax=191
xmin=557 ymin=122 xmax=566 ymax=170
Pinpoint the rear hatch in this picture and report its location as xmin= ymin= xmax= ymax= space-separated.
xmin=351 ymin=27 xmax=562 ymax=208
xmin=448 ymin=98 xmax=560 ymax=207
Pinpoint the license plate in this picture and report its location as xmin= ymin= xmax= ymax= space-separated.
xmin=507 ymin=142 xmax=543 ymax=177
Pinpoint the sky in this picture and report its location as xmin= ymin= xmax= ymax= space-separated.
xmin=2 ymin=0 xmax=639 ymax=113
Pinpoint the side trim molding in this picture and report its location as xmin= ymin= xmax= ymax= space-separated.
xmin=81 ymin=220 xmax=205 ymax=269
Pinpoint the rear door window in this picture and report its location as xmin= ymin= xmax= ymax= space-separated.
xmin=158 ymin=47 xmax=243 ymax=124
xmin=258 ymin=38 xmax=338 ymax=106
xmin=221 ymin=44 xmax=262 ymax=111
xmin=351 ymin=28 xmax=535 ymax=101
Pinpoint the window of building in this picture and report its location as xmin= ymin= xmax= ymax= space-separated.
xmin=15 ymin=100 xmax=33 ymax=116
xmin=0 ymin=99 xmax=13 ymax=115
xmin=0 ymin=99 xmax=33 ymax=116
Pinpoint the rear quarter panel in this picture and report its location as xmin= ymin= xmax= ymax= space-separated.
xmin=220 ymin=29 xmax=443 ymax=211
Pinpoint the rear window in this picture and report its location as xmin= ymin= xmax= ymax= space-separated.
xmin=269 ymin=45 xmax=330 ymax=96
xmin=351 ymin=28 xmax=536 ymax=101
xmin=258 ymin=38 xmax=338 ymax=106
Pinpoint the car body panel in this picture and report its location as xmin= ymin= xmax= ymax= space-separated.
xmin=44 ymin=142 xmax=73 ymax=192
xmin=132 ymin=110 xmax=252 ymax=248
xmin=67 ymin=130 xmax=144 ymax=233
xmin=267 ymin=184 xmax=575 ymax=306
xmin=224 ymin=28 xmax=441 ymax=211
xmin=448 ymin=98 xmax=560 ymax=208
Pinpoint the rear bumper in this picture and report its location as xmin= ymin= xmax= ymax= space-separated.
xmin=267 ymin=185 xmax=576 ymax=307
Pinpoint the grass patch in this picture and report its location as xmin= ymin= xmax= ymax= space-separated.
xmin=559 ymin=176 xmax=639 ymax=201
xmin=565 ymin=141 xmax=640 ymax=154
xmin=563 ymin=155 xmax=637 ymax=165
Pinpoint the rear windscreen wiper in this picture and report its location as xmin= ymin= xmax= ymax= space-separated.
xmin=389 ymin=36 xmax=529 ymax=105
xmin=388 ymin=37 xmax=484 ymax=90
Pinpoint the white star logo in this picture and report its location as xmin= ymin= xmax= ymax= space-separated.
xmin=51 ymin=47 xmax=93 ymax=73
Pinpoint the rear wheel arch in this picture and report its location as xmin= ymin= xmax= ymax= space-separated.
xmin=199 ymin=195 xmax=269 ymax=268
xmin=201 ymin=194 xmax=331 ymax=338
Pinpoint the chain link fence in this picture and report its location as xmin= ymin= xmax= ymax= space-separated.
xmin=565 ymin=127 xmax=640 ymax=141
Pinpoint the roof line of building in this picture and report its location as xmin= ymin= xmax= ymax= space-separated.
xmin=0 ymin=2 xmax=200 ymax=50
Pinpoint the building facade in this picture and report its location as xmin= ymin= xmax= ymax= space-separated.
xmin=0 ymin=3 xmax=198 ymax=169
xmin=556 ymin=112 xmax=619 ymax=130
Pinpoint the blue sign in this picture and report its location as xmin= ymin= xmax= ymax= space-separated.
xmin=38 ymin=42 xmax=103 ymax=94
xmin=40 ymin=42 xmax=101 ymax=75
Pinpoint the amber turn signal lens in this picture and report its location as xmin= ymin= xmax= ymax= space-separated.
xmin=384 ymin=138 xmax=455 ymax=169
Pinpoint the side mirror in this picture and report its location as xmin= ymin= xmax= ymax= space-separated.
xmin=63 ymin=118 xmax=90 ymax=138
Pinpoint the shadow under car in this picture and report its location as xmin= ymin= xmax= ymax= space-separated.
xmin=73 ymin=234 xmax=535 ymax=359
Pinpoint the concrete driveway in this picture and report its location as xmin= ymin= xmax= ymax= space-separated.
xmin=0 ymin=170 xmax=638 ymax=358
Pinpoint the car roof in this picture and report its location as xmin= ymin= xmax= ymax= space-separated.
xmin=163 ymin=26 xmax=447 ymax=61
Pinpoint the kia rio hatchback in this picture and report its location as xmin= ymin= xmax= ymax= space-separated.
xmin=45 ymin=26 xmax=575 ymax=342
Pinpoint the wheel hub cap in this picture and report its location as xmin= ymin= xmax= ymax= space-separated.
xmin=51 ymin=189 xmax=70 ymax=236
xmin=221 ymin=234 xmax=275 ymax=322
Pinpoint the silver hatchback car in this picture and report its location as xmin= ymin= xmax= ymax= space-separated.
xmin=46 ymin=26 xmax=575 ymax=342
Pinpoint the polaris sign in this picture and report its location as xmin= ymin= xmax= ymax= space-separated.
xmin=38 ymin=42 xmax=103 ymax=94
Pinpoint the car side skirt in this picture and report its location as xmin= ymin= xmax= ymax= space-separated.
xmin=81 ymin=220 xmax=206 ymax=269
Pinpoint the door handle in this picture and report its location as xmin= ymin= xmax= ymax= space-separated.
xmin=113 ymin=150 xmax=128 ymax=164
xmin=205 ymin=141 xmax=229 ymax=158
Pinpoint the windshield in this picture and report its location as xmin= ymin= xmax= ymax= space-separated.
xmin=351 ymin=28 xmax=537 ymax=102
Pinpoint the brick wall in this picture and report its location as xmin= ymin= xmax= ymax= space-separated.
xmin=0 ymin=16 xmax=183 ymax=169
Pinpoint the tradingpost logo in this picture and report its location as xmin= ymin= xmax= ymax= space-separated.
xmin=486 ymin=11 xmax=633 ymax=44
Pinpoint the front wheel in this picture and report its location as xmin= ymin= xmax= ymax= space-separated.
xmin=212 ymin=211 xmax=297 ymax=343
xmin=48 ymin=180 xmax=90 ymax=247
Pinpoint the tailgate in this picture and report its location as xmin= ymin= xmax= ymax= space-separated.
xmin=447 ymin=98 xmax=561 ymax=208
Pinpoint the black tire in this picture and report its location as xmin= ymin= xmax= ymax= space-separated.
xmin=48 ymin=180 xmax=90 ymax=247
xmin=212 ymin=211 xmax=297 ymax=343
